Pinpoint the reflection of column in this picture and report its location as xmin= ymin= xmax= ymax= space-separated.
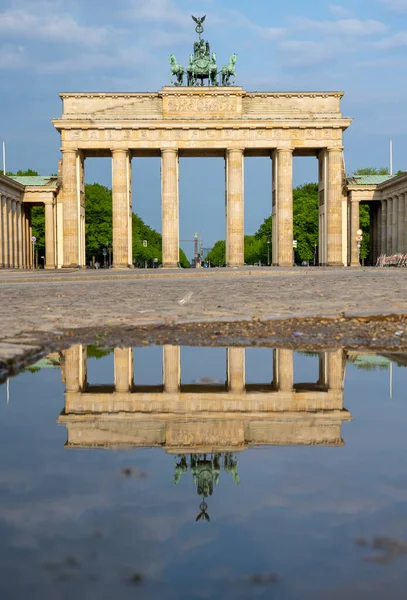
xmin=64 ymin=345 xmax=87 ymax=392
xmin=318 ymin=352 xmax=328 ymax=387
xmin=62 ymin=149 xmax=80 ymax=267
xmin=398 ymin=194 xmax=405 ymax=254
xmin=225 ymin=148 xmax=244 ymax=267
xmin=45 ymin=200 xmax=56 ymax=269
xmin=387 ymin=198 xmax=393 ymax=255
xmin=112 ymin=149 xmax=131 ymax=268
xmin=381 ymin=199 xmax=387 ymax=255
xmin=350 ymin=200 xmax=360 ymax=266
xmin=161 ymin=148 xmax=179 ymax=268
xmin=272 ymin=148 xmax=293 ymax=266
xmin=273 ymin=349 xmax=294 ymax=391
xmin=163 ymin=346 xmax=180 ymax=393
xmin=328 ymin=349 xmax=344 ymax=390
xmin=114 ymin=348 xmax=133 ymax=392
xmin=327 ymin=148 xmax=344 ymax=266
xmin=227 ymin=348 xmax=245 ymax=392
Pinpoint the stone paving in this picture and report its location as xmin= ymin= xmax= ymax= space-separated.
xmin=0 ymin=267 xmax=406 ymax=375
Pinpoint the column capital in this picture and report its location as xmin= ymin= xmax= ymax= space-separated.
xmin=161 ymin=147 xmax=178 ymax=155
xmin=60 ymin=148 xmax=78 ymax=155
xmin=327 ymin=146 xmax=344 ymax=153
xmin=111 ymin=147 xmax=130 ymax=156
xmin=275 ymin=147 xmax=294 ymax=154
xmin=226 ymin=147 xmax=245 ymax=155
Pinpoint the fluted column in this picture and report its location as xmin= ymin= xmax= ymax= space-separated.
xmin=12 ymin=200 xmax=18 ymax=269
xmin=404 ymin=194 xmax=407 ymax=255
xmin=350 ymin=200 xmax=360 ymax=266
xmin=227 ymin=348 xmax=245 ymax=392
xmin=163 ymin=346 xmax=180 ymax=393
xmin=376 ymin=203 xmax=382 ymax=262
xmin=112 ymin=149 xmax=131 ymax=268
xmin=381 ymin=199 xmax=387 ymax=256
xmin=387 ymin=198 xmax=393 ymax=255
xmin=114 ymin=348 xmax=133 ymax=392
xmin=327 ymin=148 xmax=344 ymax=266
xmin=64 ymin=345 xmax=87 ymax=393
xmin=16 ymin=202 xmax=23 ymax=268
xmin=25 ymin=207 xmax=31 ymax=268
xmin=392 ymin=196 xmax=399 ymax=253
xmin=44 ymin=200 xmax=56 ymax=269
xmin=272 ymin=148 xmax=293 ymax=266
xmin=0 ymin=195 xmax=4 ymax=268
xmin=61 ymin=149 xmax=80 ymax=267
xmin=273 ymin=349 xmax=294 ymax=392
xmin=6 ymin=199 xmax=13 ymax=268
xmin=161 ymin=149 xmax=179 ymax=268
xmin=225 ymin=148 xmax=245 ymax=267
xmin=398 ymin=194 xmax=405 ymax=254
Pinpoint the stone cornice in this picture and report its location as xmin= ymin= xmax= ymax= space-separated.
xmin=0 ymin=174 xmax=25 ymax=192
xmin=52 ymin=119 xmax=352 ymax=129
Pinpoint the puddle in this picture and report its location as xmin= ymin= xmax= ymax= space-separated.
xmin=1 ymin=345 xmax=407 ymax=599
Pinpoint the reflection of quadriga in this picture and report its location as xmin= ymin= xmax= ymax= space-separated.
xmin=174 ymin=453 xmax=240 ymax=522
xmin=169 ymin=16 xmax=237 ymax=87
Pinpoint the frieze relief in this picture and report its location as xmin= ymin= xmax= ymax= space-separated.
xmin=164 ymin=95 xmax=239 ymax=114
xmin=64 ymin=127 xmax=342 ymax=144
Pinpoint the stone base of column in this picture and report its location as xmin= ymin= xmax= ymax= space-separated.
xmin=350 ymin=260 xmax=360 ymax=267
xmin=162 ymin=264 xmax=179 ymax=269
xmin=112 ymin=263 xmax=131 ymax=269
xmin=62 ymin=264 xmax=80 ymax=269
xmin=45 ymin=265 xmax=56 ymax=270
xmin=327 ymin=262 xmax=345 ymax=267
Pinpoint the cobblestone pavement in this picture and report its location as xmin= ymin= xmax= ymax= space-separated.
xmin=0 ymin=267 xmax=406 ymax=373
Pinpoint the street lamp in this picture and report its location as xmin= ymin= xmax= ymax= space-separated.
xmin=356 ymin=228 xmax=363 ymax=265
xmin=267 ymin=234 xmax=271 ymax=266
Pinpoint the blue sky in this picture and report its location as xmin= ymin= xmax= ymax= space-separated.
xmin=1 ymin=0 xmax=407 ymax=253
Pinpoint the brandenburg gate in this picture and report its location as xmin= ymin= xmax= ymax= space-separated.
xmin=53 ymin=87 xmax=351 ymax=268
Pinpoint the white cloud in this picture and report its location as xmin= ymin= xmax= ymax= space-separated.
xmin=329 ymin=4 xmax=354 ymax=18
xmin=279 ymin=40 xmax=337 ymax=68
xmin=126 ymin=0 xmax=189 ymax=26
xmin=0 ymin=44 xmax=27 ymax=69
xmin=379 ymin=0 xmax=407 ymax=12
xmin=294 ymin=17 xmax=388 ymax=36
xmin=37 ymin=47 xmax=151 ymax=74
xmin=0 ymin=8 xmax=109 ymax=45
xmin=375 ymin=31 xmax=407 ymax=48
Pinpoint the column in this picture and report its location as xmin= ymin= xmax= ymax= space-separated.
xmin=381 ymin=199 xmax=387 ymax=256
xmin=350 ymin=200 xmax=360 ymax=266
xmin=227 ymin=348 xmax=245 ymax=392
xmin=114 ymin=348 xmax=133 ymax=393
xmin=272 ymin=148 xmax=293 ymax=266
xmin=392 ymin=196 xmax=399 ymax=253
xmin=7 ymin=199 xmax=13 ymax=268
xmin=163 ymin=346 xmax=180 ymax=393
xmin=404 ymin=193 xmax=407 ymax=255
xmin=12 ymin=200 xmax=18 ymax=269
xmin=44 ymin=200 xmax=56 ymax=269
xmin=398 ymin=194 xmax=405 ymax=255
xmin=112 ymin=149 xmax=131 ymax=268
xmin=0 ymin=195 xmax=4 ymax=268
xmin=387 ymin=198 xmax=393 ymax=255
xmin=64 ymin=345 xmax=87 ymax=393
xmin=273 ymin=349 xmax=294 ymax=391
xmin=61 ymin=149 xmax=81 ymax=268
xmin=161 ymin=149 xmax=179 ymax=268
xmin=327 ymin=148 xmax=344 ymax=266
xmin=318 ymin=150 xmax=328 ymax=265
xmin=377 ymin=203 xmax=382 ymax=262
xmin=225 ymin=148 xmax=244 ymax=267
xmin=16 ymin=202 xmax=23 ymax=268
xmin=25 ymin=207 xmax=31 ymax=268
xmin=318 ymin=353 xmax=328 ymax=387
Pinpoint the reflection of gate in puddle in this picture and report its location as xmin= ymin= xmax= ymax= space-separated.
xmin=58 ymin=345 xmax=351 ymax=451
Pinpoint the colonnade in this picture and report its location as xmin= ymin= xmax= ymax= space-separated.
xmin=59 ymin=145 xmax=345 ymax=268
xmin=0 ymin=194 xmax=32 ymax=269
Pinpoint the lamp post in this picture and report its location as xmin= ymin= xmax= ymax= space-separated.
xmin=356 ymin=228 xmax=363 ymax=265
xmin=267 ymin=234 xmax=271 ymax=266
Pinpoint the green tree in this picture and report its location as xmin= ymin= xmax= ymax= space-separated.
xmin=353 ymin=167 xmax=390 ymax=176
xmin=207 ymin=240 xmax=226 ymax=266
